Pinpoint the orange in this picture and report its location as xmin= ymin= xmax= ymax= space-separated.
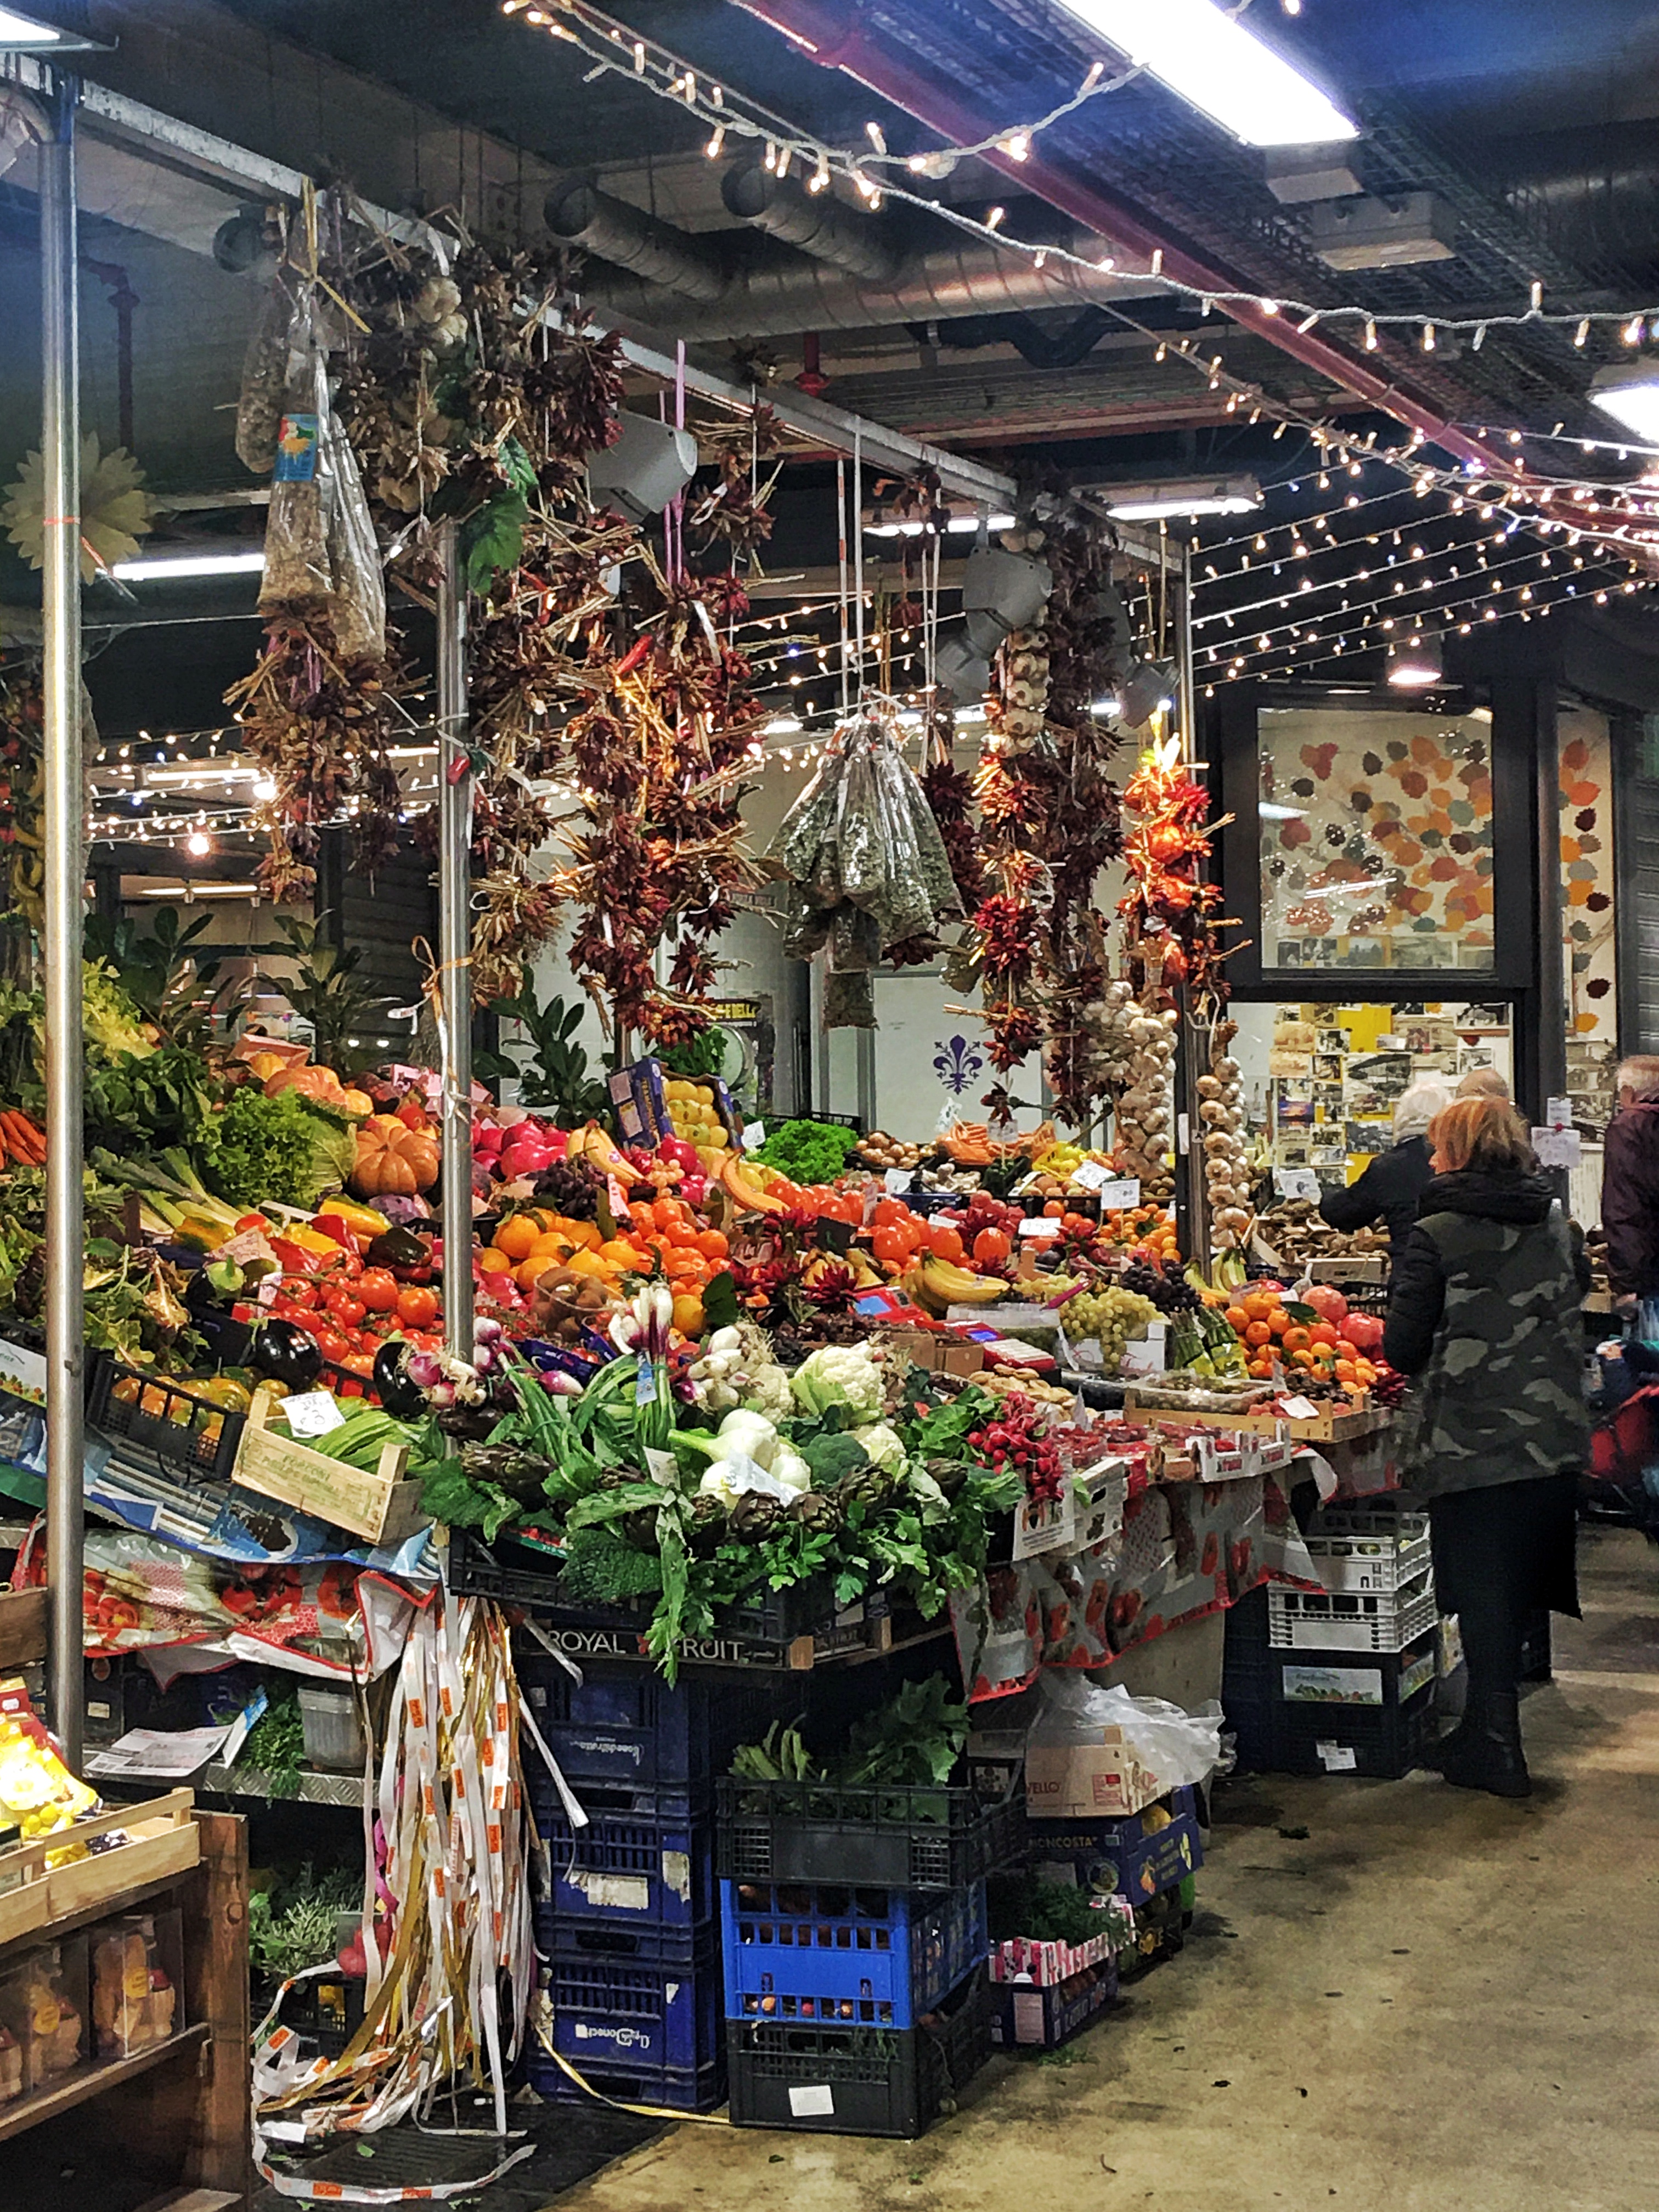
xmin=565 ymin=1248 xmax=606 ymax=1279
xmin=1245 ymin=1321 xmax=1272 ymax=1348
xmin=1242 ymin=1293 xmax=1273 ymax=1322
xmin=563 ymin=1219 xmax=602 ymax=1251
xmin=1291 ymin=1347 xmax=1317 ymax=1369
xmin=697 ymin=1228 xmax=729 ymax=1261
xmin=664 ymin=1221 xmax=700 ymax=1249
xmin=651 ymin=1198 xmax=682 ymax=1233
xmin=1267 ymin=1309 xmax=1291 ymax=1338
xmin=1334 ymin=1359 xmax=1357 ymax=1384
xmin=495 ymin=1214 xmax=539 ymax=1262
xmin=477 ymin=1247 xmax=512 ymax=1276
xmin=664 ymin=1246 xmax=702 ymax=1280
xmin=515 ymin=1256 xmax=552 ymax=1291
xmin=1334 ymin=1339 xmax=1359 ymax=1362
xmin=672 ymin=1293 xmax=705 ymax=1336
xmin=597 ymin=1239 xmax=646 ymax=1270
xmin=1282 ymin=1325 xmax=1310 ymax=1353
xmin=1224 ymin=1307 xmax=1250 ymax=1335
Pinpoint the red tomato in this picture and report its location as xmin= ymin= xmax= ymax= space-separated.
xmin=341 ymin=1351 xmax=376 ymax=1378
xmin=972 ymin=1227 xmax=1012 ymax=1265
xmin=324 ymin=1289 xmax=366 ymax=1329
xmin=357 ymin=1268 xmax=399 ymax=1314
xmin=235 ymin=1213 xmax=267 ymax=1235
xmin=927 ymin=1222 xmax=966 ymax=1264
xmin=871 ymin=1226 xmax=911 ymax=1268
xmin=396 ymin=1285 xmax=439 ymax=1330
xmin=313 ymin=1328 xmax=352 ymax=1364
xmin=283 ymin=1279 xmax=321 ymax=1310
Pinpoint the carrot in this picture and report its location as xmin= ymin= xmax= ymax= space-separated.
xmin=3 ymin=1112 xmax=42 ymax=1164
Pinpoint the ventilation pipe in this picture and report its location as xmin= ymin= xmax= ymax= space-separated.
xmin=721 ymin=161 xmax=902 ymax=283
xmin=544 ymin=180 xmax=727 ymax=302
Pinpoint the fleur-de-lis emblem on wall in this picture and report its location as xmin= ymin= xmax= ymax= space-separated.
xmin=933 ymin=1033 xmax=985 ymax=1097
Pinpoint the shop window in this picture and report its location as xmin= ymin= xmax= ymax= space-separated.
xmin=1259 ymin=706 xmax=1495 ymax=973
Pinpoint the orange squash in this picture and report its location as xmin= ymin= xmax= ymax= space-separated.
xmin=351 ymin=1114 xmax=441 ymax=1198
xmin=265 ymin=1063 xmax=350 ymax=1109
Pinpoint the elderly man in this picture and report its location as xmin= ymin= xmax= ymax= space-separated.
xmin=1456 ymin=1068 xmax=1510 ymax=1102
xmin=1602 ymin=1056 xmax=1659 ymax=1317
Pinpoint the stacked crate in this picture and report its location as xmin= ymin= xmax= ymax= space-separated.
xmin=1224 ymin=1505 xmax=1441 ymax=1779
xmin=519 ymin=1655 xmax=784 ymax=2111
xmin=717 ymin=1775 xmax=1019 ymax=2135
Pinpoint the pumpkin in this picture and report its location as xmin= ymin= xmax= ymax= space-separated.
xmin=265 ymin=1063 xmax=349 ymax=1108
xmin=351 ymin=1114 xmax=441 ymax=1198
xmin=340 ymin=1087 xmax=374 ymax=1120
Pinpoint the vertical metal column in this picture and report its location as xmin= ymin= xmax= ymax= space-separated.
xmin=436 ymin=524 xmax=475 ymax=1363
xmin=41 ymin=83 xmax=84 ymax=1770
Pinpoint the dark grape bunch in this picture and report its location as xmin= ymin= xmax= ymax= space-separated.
xmin=1119 ymin=1261 xmax=1197 ymax=1316
xmin=533 ymin=1159 xmax=600 ymax=1219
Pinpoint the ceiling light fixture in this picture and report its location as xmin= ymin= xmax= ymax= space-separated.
xmin=1589 ymin=362 xmax=1659 ymax=444
xmin=1093 ymin=473 xmax=1263 ymax=521
xmin=0 ymin=8 xmax=109 ymax=49
xmin=1051 ymin=0 xmax=1356 ymax=146
xmin=109 ymin=550 xmax=267 ymax=582
xmin=1386 ymin=632 xmax=1444 ymax=689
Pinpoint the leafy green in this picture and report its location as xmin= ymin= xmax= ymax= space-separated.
xmin=842 ymin=1676 xmax=967 ymax=1785
xmin=249 ymin=1859 xmax=361 ymax=1982
xmin=257 ymin=911 xmax=397 ymax=1077
xmin=80 ymin=958 xmax=155 ymax=1060
xmin=751 ymin=1118 xmax=860 ymax=1185
xmin=84 ymin=907 xmax=233 ymax=1050
xmin=701 ymin=1269 xmax=740 ymax=1334
xmin=419 ymin=1458 xmax=521 ymax=1541
xmin=792 ymin=1429 xmax=869 ymax=1487
xmin=476 ymin=981 xmax=609 ymax=1122
xmin=987 ymin=1875 xmax=1115 ymax=1947
xmin=83 ymin=1042 xmax=216 ymax=1154
xmin=206 ymin=1085 xmax=355 ymax=1210
xmin=558 ymin=1527 xmax=663 ymax=1606
xmin=243 ymin=1689 xmax=307 ymax=1801
xmin=656 ymin=1026 xmax=734 ymax=1080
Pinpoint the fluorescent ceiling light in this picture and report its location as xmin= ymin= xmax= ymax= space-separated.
xmin=762 ymin=715 xmax=803 ymax=736
xmin=108 ymin=550 xmax=266 ymax=582
xmin=1089 ymin=696 xmax=1121 ymax=716
xmin=1589 ymin=363 xmax=1659 ymax=443
xmin=1054 ymin=0 xmax=1357 ymax=146
xmin=1258 ymin=801 xmax=1307 ymax=820
xmin=0 ymin=9 xmax=108 ymax=48
xmin=1101 ymin=474 xmax=1263 ymax=522
xmin=866 ymin=514 xmax=1017 ymax=538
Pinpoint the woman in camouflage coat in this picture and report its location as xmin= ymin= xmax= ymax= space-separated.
xmin=1384 ymin=1097 xmax=1590 ymax=1798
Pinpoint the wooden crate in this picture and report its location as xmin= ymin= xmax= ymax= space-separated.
xmin=1125 ymin=1394 xmax=1387 ymax=1444
xmin=0 ymin=1788 xmax=200 ymax=1944
xmin=233 ymin=1396 xmax=425 ymax=1545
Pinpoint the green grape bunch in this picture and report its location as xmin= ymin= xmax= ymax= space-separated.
xmin=1064 ymin=1284 xmax=1160 ymax=1371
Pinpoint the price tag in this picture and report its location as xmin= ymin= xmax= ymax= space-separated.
xmin=1018 ymin=1216 xmax=1062 ymax=1239
xmin=607 ymin=1175 xmax=631 ymax=1217
xmin=883 ymin=1168 xmax=913 ymax=1194
xmin=1093 ymin=1178 xmax=1142 ymax=1210
xmin=724 ymin=1454 xmax=793 ymax=1502
xmin=1545 ymin=1097 xmax=1573 ymax=1130
xmin=741 ymin=1120 xmax=766 ymax=1151
xmin=1071 ymin=1159 xmax=1113 ymax=1192
xmin=1316 ymin=1742 xmax=1358 ymax=1773
xmin=1532 ymin=1126 xmax=1581 ymax=1169
xmin=635 ymin=1358 xmax=657 ymax=1407
xmin=221 ymin=1685 xmax=268 ymax=1768
xmin=1177 ymin=1111 xmax=1190 ymax=1156
xmin=1274 ymin=1168 xmax=1322 ymax=1202
xmin=283 ymin=1390 xmax=346 ymax=1438
xmin=644 ymin=1448 xmax=678 ymax=1487
xmin=214 ymin=1227 xmax=274 ymax=1266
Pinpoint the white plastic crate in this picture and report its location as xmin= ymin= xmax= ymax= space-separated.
xmin=1268 ymin=1570 xmax=1438 ymax=1653
xmin=1303 ymin=1524 xmax=1433 ymax=1595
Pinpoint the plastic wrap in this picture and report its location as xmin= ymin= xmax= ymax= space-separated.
xmin=235 ymin=278 xmax=299 ymax=476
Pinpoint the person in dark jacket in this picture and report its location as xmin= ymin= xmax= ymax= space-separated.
xmin=1384 ymin=1097 xmax=1590 ymax=1799
xmin=1319 ymin=1077 xmax=1450 ymax=1260
xmin=1601 ymin=1055 xmax=1659 ymax=1312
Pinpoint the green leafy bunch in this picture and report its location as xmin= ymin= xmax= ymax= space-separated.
xmin=257 ymin=910 xmax=397 ymax=1077
xmin=751 ymin=1119 xmax=860 ymax=1184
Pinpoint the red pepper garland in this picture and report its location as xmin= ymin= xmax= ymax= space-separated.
xmin=1116 ymin=732 xmax=1238 ymax=1001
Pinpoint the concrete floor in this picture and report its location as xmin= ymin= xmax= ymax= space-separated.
xmin=556 ymin=1523 xmax=1659 ymax=2212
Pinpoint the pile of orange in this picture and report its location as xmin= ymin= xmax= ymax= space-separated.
xmin=1222 ymin=1289 xmax=1380 ymax=1393
xmin=480 ymin=1201 xmax=731 ymax=1337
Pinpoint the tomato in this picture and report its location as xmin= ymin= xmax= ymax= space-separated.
xmin=871 ymin=1226 xmax=912 ymax=1268
xmin=324 ymin=1290 xmax=366 ymax=1329
xmin=396 ymin=1285 xmax=439 ymax=1329
xmin=314 ymin=1328 xmax=353 ymax=1364
xmin=283 ymin=1278 xmax=321 ymax=1310
xmin=357 ymin=1268 xmax=399 ymax=1314
xmin=927 ymin=1222 xmax=966 ymax=1264
xmin=972 ymin=1227 xmax=1012 ymax=1265
xmin=341 ymin=1351 xmax=376 ymax=1378
xmin=235 ymin=1213 xmax=267 ymax=1235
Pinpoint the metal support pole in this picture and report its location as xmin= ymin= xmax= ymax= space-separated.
xmin=436 ymin=523 xmax=475 ymax=1364
xmin=41 ymin=83 xmax=84 ymax=1771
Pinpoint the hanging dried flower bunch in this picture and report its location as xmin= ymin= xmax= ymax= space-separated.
xmin=964 ymin=504 xmax=1126 ymax=1122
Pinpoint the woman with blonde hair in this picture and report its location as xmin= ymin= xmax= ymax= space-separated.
xmin=1383 ymin=1096 xmax=1589 ymax=1797
xmin=1318 ymin=1076 xmax=1451 ymax=1259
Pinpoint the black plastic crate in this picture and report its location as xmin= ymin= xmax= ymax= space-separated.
xmin=86 ymin=1353 xmax=245 ymax=1479
xmin=1271 ymin=1681 xmax=1437 ymax=1779
xmin=1225 ymin=1588 xmax=1438 ymax=1779
xmin=727 ymin=1964 xmax=991 ymax=2136
xmin=266 ymin=1971 xmax=365 ymax=2060
xmin=518 ymin=1654 xmax=788 ymax=1812
xmin=453 ymin=1531 xmax=864 ymax=1669
xmin=717 ymin=1776 xmax=1024 ymax=1891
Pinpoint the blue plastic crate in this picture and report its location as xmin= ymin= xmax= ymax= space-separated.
xmin=1025 ymin=1788 xmax=1204 ymax=1905
xmin=720 ymin=1878 xmax=988 ymax=2030
xmin=538 ymin=1947 xmax=724 ymax=2092
xmin=535 ymin=1798 xmax=716 ymax=1934
xmin=535 ymin=1901 xmax=715 ymax=1973
xmin=518 ymin=1655 xmax=786 ymax=1813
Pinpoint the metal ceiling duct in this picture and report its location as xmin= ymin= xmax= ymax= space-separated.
xmin=545 ymin=180 xmax=727 ymax=303
xmin=575 ymin=235 xmax=1154 ymax=342
xmin=720 ymin=162 xmax=903 ymax=284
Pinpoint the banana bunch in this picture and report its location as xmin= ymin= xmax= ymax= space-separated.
xmin=901 ymin=1255 xmax=1011 ymax=1318
xmin=1185 ymin=1252 xmax=1249 ymax=1302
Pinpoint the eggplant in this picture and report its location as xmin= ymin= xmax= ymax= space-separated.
xmin=249 ymin=1316 xmax=323 ymax=1390
xmin=373 ymin=1338 xmax=427 ymax=1420
xmin=366 ymin=1226 xmax=431 ymax=1279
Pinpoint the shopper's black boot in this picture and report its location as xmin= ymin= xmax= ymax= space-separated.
xmin=1441 ymin=1685 xmax=1531 ymax=1799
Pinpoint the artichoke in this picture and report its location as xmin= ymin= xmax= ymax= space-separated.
xmin=789 ymin=1491 xmax=843 ymax=1534
xmin=729 ymin=1492 xmax=785 ymax=1540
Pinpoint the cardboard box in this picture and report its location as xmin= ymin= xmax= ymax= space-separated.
xmin=1024 ymin=1732 xmax=1163 ymax=1820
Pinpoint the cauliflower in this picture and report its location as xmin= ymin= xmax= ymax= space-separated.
xmin=742 ymin=1362 xmax=796 ymax=1424
xmin=790 ymin=1345 xmax=884 ymax=1423
xmin=852 ymin=1421 xmax=906 ymax=1472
